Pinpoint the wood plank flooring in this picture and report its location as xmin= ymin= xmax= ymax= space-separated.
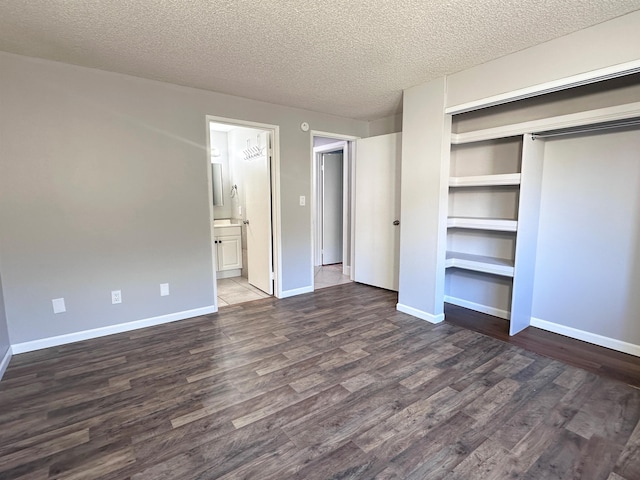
xmin=1 ymin=282 xmax=640 ymax=479
xmin=445 ymin=303 xmax=640 ymax=388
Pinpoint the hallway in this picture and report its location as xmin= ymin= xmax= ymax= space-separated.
xmin=314 ymin=264 xmax=352 ymax=290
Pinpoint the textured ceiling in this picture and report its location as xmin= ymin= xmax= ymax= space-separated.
xmin=1 ymin=1 xmax=639 ymax=121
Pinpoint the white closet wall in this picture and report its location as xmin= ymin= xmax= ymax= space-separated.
xmin=445 ymin=132 xmax=544 ymax=335
xmin=445 ymin=78 xmax=640 ymax=351
xmin=445 ymin=137 xmax=522 ymax=315
xmin=531 ymin=128 xmax=640 ymax=345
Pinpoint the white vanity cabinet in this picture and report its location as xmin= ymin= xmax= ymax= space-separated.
xmin=214 ymin=225 xmax=242 ymax=276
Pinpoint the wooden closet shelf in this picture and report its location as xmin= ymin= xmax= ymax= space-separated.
xmin=446 ymin=251 xmax=515 ymax=277
xmin=449 ymin=173 xmax=521 ymax=187
xmin=447 ymin=217 xmax=518 ymax=232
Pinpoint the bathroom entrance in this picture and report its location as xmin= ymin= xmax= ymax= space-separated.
xmin=207 ymin=118 xmax=279 ymax=307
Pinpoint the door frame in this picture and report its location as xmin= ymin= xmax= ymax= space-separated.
xmin=205 ymin=115 xmax=282 ymax=309
xmin=310 ymin=131 xmax=359 ymax=290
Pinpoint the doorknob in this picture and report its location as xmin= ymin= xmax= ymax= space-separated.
xmin=393 ymin=220 xmax=400 ymax=226
xmin=243 ymin=220 xmax=250 ymax=225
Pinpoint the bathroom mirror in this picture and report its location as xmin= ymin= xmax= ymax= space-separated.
xmin=212 ymin=163 xmax=224 ymax=206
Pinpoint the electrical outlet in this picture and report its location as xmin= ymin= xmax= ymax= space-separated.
xmin=52 ymin=298 xmax=66 ymax=314
xmin=111 ymin=290 xmax=122 ymax=304
xmin=299 ymin=195 xmax=306 ymax=206
xmin=160 ymin=283 xmax=170 ymax=296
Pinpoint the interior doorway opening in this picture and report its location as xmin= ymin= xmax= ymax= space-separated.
xmin=312 ymin=135 xmax=355 ymax=290
xmin=207 ymin=117 xmax=280 ymax=308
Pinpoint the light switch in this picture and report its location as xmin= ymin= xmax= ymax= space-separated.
xmin=160 ymin=283 xmax=170 ymax=296
xmin=52 ymin=298 xmax=66 ymax=314
xmin=299 ymin=196 xmax=306 ymax=206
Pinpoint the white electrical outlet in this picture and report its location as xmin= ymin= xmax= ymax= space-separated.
xmin=52 ymin=298 xmax=66 ymax=314
xmin=111 ymin=290 xmax=122 ymax=304
xmin=160 ymin=283 xmax=170 ymax=296
xmin=299 ymin=195 xmax=306 ymax=206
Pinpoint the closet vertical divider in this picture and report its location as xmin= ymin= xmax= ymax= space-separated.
xmin=510 ymin=135 xmax=545 ymax=335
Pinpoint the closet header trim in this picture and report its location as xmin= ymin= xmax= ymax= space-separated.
xmin=445 ymin=60 xmax=640 ymax=116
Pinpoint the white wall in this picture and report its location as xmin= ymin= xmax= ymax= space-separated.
xmin=532 ymin=129 xmax=640 ymax=345
xmin=210 ymin=130 xmax=232 ymax=220
xmin=0 ymin=52 xmax=368 ymax=347
xmin=313 ymin=136 xmax=341 ymax=148
xmin=397 ymin=77 xmax=450 ymax=322
xmin=369 ymin=114 xmax=403 ymax=136
xmin=446 ymin=10 xmax=640 ymax=109
xmin=227 ymin=127 xmax=268 ymax=223
xmin=226 ymin=126 xmax=268 ymax=276
xmin=0 ymin=269 xmax=10 ymax=371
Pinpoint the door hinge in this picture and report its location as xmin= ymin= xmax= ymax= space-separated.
xmin=270 ymin=271 xmax=274 ymax=280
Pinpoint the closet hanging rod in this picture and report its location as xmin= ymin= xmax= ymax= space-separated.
xmin=532 ymin=117 xmax=640 ymax=139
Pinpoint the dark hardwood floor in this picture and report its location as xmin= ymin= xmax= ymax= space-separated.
xmin=445 ymin=303 xmax=640 ymax=389
xmin=1 ymin=282 xmax=640 ymax=479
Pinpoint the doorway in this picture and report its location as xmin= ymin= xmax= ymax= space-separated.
xmin=312 ymin=135 xmax=355 ymax=290
xmin=207 ymin=117 xmax=280 ymax=308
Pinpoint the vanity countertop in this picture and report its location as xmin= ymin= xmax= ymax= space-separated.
xmin=213 ymin=219 xmax=242 ymax=227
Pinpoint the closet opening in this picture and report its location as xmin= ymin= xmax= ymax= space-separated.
xmin=445 ymin=73 xmax=640 ymax=343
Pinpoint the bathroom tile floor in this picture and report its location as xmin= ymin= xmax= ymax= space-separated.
xmin=217 ymin=276 xmax=270 ymax=307
xmin=217 ymin=265 xmax=352 ymax=307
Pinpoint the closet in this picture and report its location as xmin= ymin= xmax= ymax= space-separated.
xmin=445 ymin=134 xmax=543 ymax=335
xmin=443 ymin=73 xmax=640 ymax=339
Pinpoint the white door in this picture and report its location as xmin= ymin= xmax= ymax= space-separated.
xmin=322 ymin=152 xmax=343 ymax=265
xmin=354 ymin=133 xmax=401 ymax=291
xmin=244 ymin=131 xmax=274 ymax=295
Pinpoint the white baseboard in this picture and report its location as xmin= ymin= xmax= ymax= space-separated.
xmin=11 ymin=306 xmax=216 ymax=354
xmin=216 ymin=269 xmax=242 ymax=279
xmin=444 ymin=296 xmax=511 ymax=320
xmin=0 ymin=347 xmax=12 ymax=381
xmin=280 ymin=286 xmax=314 ymax=299
xmin=531 ymin=317 xmax=640 ymax=358
xmin=396 ymin=303 xmax=444 ymax=324
xmin=343 ymin=266 xmax=351 ymax=276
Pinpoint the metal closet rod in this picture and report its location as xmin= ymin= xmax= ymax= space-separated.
xmin=532 ymin=117 xmax=640 ymax=139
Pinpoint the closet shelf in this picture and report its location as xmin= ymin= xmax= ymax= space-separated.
xmin=450 ymin=101 xmax=640 ymax=144
xmin=445 ymin=251 xmax=515 ymax=277
xmin=449 ymin=173 xmax=521 ymax=187
xmin=447 ymin=217 xmax=518 ymax=232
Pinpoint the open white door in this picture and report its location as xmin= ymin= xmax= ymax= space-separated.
xmin=322 ymin=152 xmax=343 ymax=265
xmin=244 ymin=131 xmax=274 ymax=295
xmin=354 ymin=133 xmax=401 ymax=291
